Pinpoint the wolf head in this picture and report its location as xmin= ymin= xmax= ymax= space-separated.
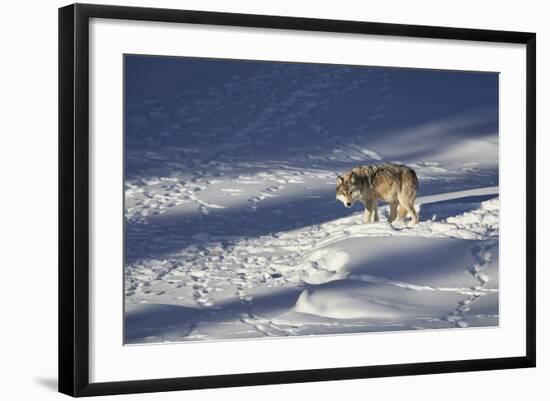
xmin=336 ymin=173 xmax=361 ymax=208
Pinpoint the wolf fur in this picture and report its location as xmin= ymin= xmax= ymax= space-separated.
xmin=336 ymin=163 xmax=419 ymax=225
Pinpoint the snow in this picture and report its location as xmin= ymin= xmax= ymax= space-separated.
xmin=124 ymin=57 xmax=499 ymax=344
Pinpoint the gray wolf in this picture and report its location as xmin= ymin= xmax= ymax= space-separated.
xmin=336 ymin=163 xmax=419 ymax=225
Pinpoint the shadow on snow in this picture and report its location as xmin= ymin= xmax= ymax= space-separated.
xmin=125 ymin=286 xmax=303 ymax=343
xmin=125 ymin=186 xmax=497 ymax=265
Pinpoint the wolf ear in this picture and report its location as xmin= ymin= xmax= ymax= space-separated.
xmin=350 ymin=172 xmax=357 ymax=184
xmin=336 ymin=176 xmax=344 ymax=186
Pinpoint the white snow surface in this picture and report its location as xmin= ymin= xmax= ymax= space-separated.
xmin=125 ymin=187 xmax=499 ymax=343
xmin=123 ymin=64 xmax=499 ymax=343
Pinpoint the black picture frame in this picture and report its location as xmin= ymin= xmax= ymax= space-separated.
xmin=59 ymin=3 xmax=536 ymax=397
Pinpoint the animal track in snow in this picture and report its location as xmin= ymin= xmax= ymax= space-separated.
xmin=443 ymin=242 xmax=496 ymax=328
xmin=246 ymin=185 xmax=285 ymax=211
xmin=125 ymin=178 xmax=226 ymax=221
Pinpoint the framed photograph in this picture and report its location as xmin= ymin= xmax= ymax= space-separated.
xmin=59 ymin=3 xmax=536 ymax=397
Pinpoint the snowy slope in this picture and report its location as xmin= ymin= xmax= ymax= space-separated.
xmin=125 ymin=190 xmax=499 ymax=343
xmin=124 ymin=57 xmax=499 ymax=344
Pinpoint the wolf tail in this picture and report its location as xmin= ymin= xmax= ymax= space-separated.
xmin=401 ymin=167 xmax=418 ymax=198
xmin=399 ymin=167 xmax=419 ymax=224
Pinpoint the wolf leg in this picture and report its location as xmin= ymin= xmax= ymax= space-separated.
xmin=389 ymin=201 xmax=398 ymax=222
xmin=364 ymin=208 xmax=372 ymax=223
xmin=406 ymin=201 xmax=419 ymax=225
xmin=396 ymin=204 xmax=407 ymax=222
xmin=398 ymin=184 xmax=418 ymax=226
xmin=364 ymin=199 xmax=378 ymax=223
xmin=399 ymin=200 xmax=418 ymax=226
xmin=372 ymin=200 xmax=379 ymax=222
